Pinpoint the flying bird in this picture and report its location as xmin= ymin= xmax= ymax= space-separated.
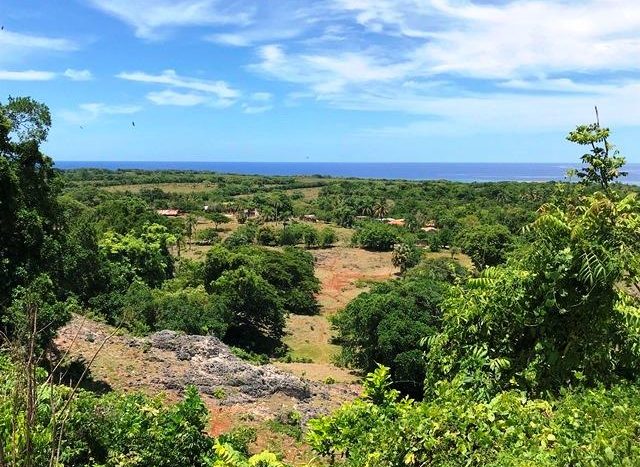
xmin=79 ymin=125 xmax=84 ymax=129
xmin=131 ymin=121 xmax=136 ymax=127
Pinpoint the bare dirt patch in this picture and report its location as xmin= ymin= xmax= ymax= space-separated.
xmin=313 ymin=247 xmax=397 ymax=315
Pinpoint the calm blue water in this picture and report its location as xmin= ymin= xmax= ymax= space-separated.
xmin=54 ymin=161 xmax=640 ymax=183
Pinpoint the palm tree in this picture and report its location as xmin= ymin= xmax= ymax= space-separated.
xmin=184 ymin=214 xmax=197 ymax=247
xmin=372 ymin=199 xmax=390 ymax=219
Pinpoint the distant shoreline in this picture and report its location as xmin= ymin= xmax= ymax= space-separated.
xmin=53 ymin=160 xmax=640 ymax=184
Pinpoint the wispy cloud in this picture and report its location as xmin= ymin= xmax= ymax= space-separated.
xmin=0 ymin=68 xmax=94 ymax=82
xmin=87 ymin=0 xmax=252 ymax=39
xmin=0 ymin=70 xmax=57 ymax=81
xmin=242 ymin=91 xmax=273 ymax=114
xmin=59 ymin=102 xmax=142 ymax=125
xmin=146 ymin=90 xmax=210 ymax=106
xmin=63 ymin=69 xmax=93 ymax=81
xmin=0 ymin=29 xmax=79 ymax=66
xmin=239 ymin=0 xmax=640 ymax=131
xmin=117 ymin=69 xmax=239 ymax=108
xmin=0 ymin=29 xmax=78 ymax=52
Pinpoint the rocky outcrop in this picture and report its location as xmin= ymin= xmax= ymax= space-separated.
xmin=148 ymin=330 xmax=320 ymax=404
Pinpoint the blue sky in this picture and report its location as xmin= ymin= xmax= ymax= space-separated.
xmin=1 ymin=0 xmax=639 ymax=162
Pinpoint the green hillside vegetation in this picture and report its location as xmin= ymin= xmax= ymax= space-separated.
xmin=3 ymin=95 xmax=640 ymax=466
xmin=307 ymin=114 xmax=640 ymax=465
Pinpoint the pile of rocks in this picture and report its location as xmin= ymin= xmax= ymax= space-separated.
xmin=148 ymin=331 xmax=323 ymax=404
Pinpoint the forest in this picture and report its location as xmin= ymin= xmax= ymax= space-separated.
xmin=2 ymin=95 xmax=640 ymax=466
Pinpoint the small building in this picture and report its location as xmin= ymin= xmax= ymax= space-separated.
xmin=156 ymin=209 xmax=182 ymax=217
xmin=421 ymin=221 xmax=438 ymax=232
xmin=302 ymin=214 xmax=318 ymax=222
xmin=387 ymin=218 xmax=406 ymax=227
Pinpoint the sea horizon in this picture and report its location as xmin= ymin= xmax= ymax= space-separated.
xmin=53 ymin=160 xmax=640 ymax=184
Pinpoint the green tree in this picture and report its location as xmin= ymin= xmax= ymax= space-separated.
xmin=302 ymin=226 xmax=319 ymax=249
xmin=352 ymin=222 xmax=399 ymax=251
xmin=391 ymin=241 xmax=421 ymax=274
xmin=210 ymin=266 xmax=285 ymax=339
xmin=333 ymin=265 xmax=455 ymax=397
xmin=0 ymin=97 xmax=69 ymax=343
xmin=455 ymin=223 xmax=512 ymax=269
xmin=567 ymin=109 xmax=627 ymax=191
xmin=319 ymin=227 xmax=337 ymax=248
xmin=208 ymin=211 xmax=230 ymax=231
xmin=184 ymin=213 xmax=198 ymax=245
xmin=99 ymin=223 xmax=175 ymax=287
xmin=372 ymin=199 xmax=390 ymax=219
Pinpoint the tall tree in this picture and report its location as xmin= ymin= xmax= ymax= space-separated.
xmin=0 ymin=97 xmax=61 ymax=317
xmin=567 ymin=107 xmax=627 ymax=192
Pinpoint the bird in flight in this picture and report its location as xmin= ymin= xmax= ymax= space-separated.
xmin=79 ymin=125 xmax=84 ymax=129
xmin=132 ymin=121 xmax=136 ymax=127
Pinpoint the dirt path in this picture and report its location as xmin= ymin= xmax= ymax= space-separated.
xmin=278 ymin=247 xmax=397 ymax=381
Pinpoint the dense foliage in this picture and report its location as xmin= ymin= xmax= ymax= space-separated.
xmin=0 ymin=357 xmax=285 ymax=467
xmin=351 ymin=222 xmax=401 ymax=251
xmin=308 ymin=118 xmax=640 ymax=464
xmin=333 ymin=259 xmax=465 ymax=397
xmin=308 ymin=366 xmax=640 ymax=466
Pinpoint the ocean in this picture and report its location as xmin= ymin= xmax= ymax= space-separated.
xmin=53 ymin=161 xmax=640 ymax=183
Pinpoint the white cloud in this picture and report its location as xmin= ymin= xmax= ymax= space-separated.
xmin=242 ymin=104 xmax=272 ymax=114
xmin=251 ymin=44 xmax=414 ymax=94
xmin=0 ymin=70 xmax=57 ymax=81
xmin=63 ymin=69 xmax=93 ymax=81
xmin=251 ymin=92 xmax=272 ymax=101
xmin=335 ymin=0 xmax=640 ymax=80
xmin=0 ymin=29 xmax=77 ymax=52
xmin=59 ymin=102 xmax=141 ymax=124
xmin=242 ymin=91 xmax=273 ymax=113
xmin=117 ymin=69 xmax=239 ymax=103
xmin=146 ymin=90 xmax=210 ymax=106
xmin=0 ymin=29 xmax=78 ymax=66
xmin=0 ymin=68 xmax=94 ymax=82
xmin=87 ymin=0 xmax=251 ymax=39
xmin=239 ymin=0 xmax=640 ymax=132
xmin=207 ymin=28 xmax=302 ymax=47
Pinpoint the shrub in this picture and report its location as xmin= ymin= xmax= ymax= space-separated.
xmin=352 ymin=222 xmax=399 ymax=251
xmin=256 ymin=225 xmax=278 ymax=246
xmin=196 ymin=227 xmax=219 ymax=244
xmin=391 ymin=241 xmax=421 ymax=273
xmin=319 ymin=227 xmax=337 ymax=247
xmin=307 ymin=366 xmax=640 ymax=467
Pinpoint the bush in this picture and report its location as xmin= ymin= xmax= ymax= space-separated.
xmin=332 ymin=274 xmax=449 ymax=397
xmin=307 ymin=366 xmax=640 ymax=467
xmin=391 ymin=241 xmax=421 ymax=273
xmin=352 ymin=222 xmax=399 ymax=251
xmin=256 ymin=225 xmax=278 ymax=246
xmin=196 ymin=227 xmax=219 ymax=244
xmin=223 ymin=225 xmax=256 ymax=248
xmin=319 ymin=227 xmax=337 ymax=248
xmin=454 ymin=223 xmax=512 ymax=269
